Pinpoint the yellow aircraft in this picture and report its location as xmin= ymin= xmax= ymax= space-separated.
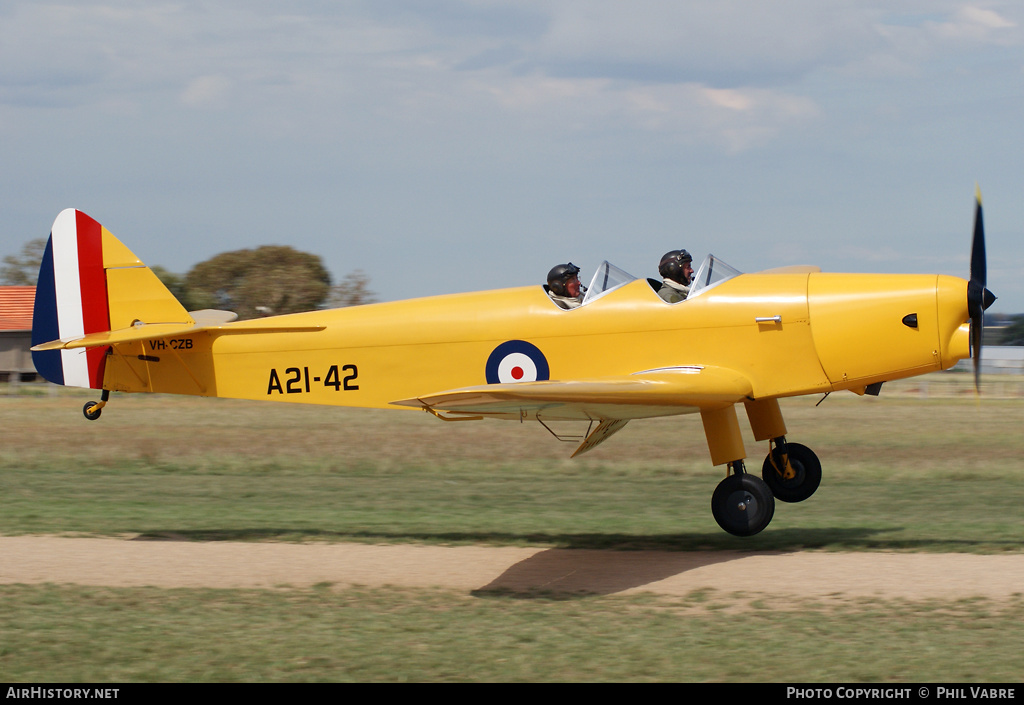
xmin=31 ymin=193 xmax=996 ymax=536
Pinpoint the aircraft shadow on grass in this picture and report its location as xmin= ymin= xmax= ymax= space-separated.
xmin=132 ymin=526 xmax=885 ymax=549
xmin=130 ymin=527 xmax=1021 ymax=597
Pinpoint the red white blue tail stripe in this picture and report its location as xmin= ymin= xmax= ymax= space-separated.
xmin=31 ymin=209 xmax=111 ymax=388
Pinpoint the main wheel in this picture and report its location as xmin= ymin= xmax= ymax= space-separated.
xmin=761 ymin=442 xmax=821 ymax=503
xmin=83 ymin=402 xmax=102 ymax=421
xmin=711 ymin=474 xmax=775 ymax=537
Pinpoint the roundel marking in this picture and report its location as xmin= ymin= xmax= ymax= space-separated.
xmin=485 ymin=340 xmax=550 ymax=385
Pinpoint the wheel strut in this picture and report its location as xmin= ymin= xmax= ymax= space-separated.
xmin=727 ymin=459 xmax=747 ymax=476
xmin=767 ymin=436 xmax=796 ymax=480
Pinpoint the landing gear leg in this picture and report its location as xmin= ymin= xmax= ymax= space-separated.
xmin=83 ymin=389 xmax=110 ymax=421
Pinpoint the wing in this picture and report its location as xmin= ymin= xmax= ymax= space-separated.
xmin=393 ymin=365 xmax=752 ymax=419
xmin=392 ymin=365 xmax=753 ymax=455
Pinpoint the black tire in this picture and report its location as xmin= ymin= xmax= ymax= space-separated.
xmin=83 ymin=402 xmax=102 ymax=421
xmin=761 ymin=442 xmax=821 ymax=503
xmin=711 ymin=474 xmax=775 ymax=537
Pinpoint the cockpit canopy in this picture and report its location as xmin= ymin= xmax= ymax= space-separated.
xmin=689 ymin=254 xmax=742 ymax=298
xmin=582 ymin=261 xmax=638 ymax=304
xmin=580 ymin=255 xmax=741 ymax=306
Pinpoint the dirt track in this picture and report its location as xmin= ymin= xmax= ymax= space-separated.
xmin=2 ymin=536 xmax=1024 ymax=601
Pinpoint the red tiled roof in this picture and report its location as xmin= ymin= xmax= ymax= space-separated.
xmin=0 ymin=286 xmax=35 ymax=331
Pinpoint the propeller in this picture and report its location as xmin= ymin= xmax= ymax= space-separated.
xmin=967 ymin=186 xmax=997 ymax=391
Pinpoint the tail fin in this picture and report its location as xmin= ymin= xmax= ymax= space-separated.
xmin=31 ymin=209 xmax=192 ymax=388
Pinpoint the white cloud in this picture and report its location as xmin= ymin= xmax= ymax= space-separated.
xmin=464 ymin=70 xmax=820 ymax=152
xmin=929 ymin=6 xmax=1017 ymax=41
xmin=532 ymin=0 xmax=878 ymax=85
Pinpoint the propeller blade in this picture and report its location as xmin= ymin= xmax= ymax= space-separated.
xmin=966 ymin=187 xmax=997 ymax=392
xmin=970 ymin=186 xmax=986 ymax=290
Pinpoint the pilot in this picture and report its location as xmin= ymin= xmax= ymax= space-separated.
xmin=657 ymin=249 xmax=694 ymax=303
xmin=546 ymin=262 xmax=584 ymax=309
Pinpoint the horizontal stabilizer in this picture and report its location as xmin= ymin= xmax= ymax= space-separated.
xmin=32 ymin=318 xmax=326 ymax=351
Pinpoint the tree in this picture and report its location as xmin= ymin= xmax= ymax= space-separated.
xmin=185 ymin=246 xmax=332 ymax=320
xmin=1 ymin=238 xmax=46 ymax=285
xmin=327 ymin=269 xmax=378 ymax=308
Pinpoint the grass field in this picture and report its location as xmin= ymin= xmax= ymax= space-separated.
xmin=1 ymin=374 xmax=1023 ymax=682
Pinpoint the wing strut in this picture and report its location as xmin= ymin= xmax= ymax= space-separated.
xmin=535 ymin=416 xmax=631 ymax=457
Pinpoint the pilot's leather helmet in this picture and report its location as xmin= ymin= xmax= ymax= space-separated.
xmin=659 ymin=250 xmax=693 ymax=285
xmin=547 ymin=263 xmax=581 ymax=297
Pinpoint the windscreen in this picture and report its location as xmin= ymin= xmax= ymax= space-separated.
xmin=688 ymin=254 xmax=742 ymax=298
xmin=582 ymin=261 xmax=638 ymax=304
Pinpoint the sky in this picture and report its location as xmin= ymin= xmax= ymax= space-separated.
xmin=2 ymin=1 xmax=1024 ymax=312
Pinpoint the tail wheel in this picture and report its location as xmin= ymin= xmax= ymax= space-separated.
xmin=761 ymin=442 xmax=821 ymax=503
xmin=712 ymin=473 xmax=775 ymax=537
xmin=82 ymin=390 xmax=109 ymax=421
